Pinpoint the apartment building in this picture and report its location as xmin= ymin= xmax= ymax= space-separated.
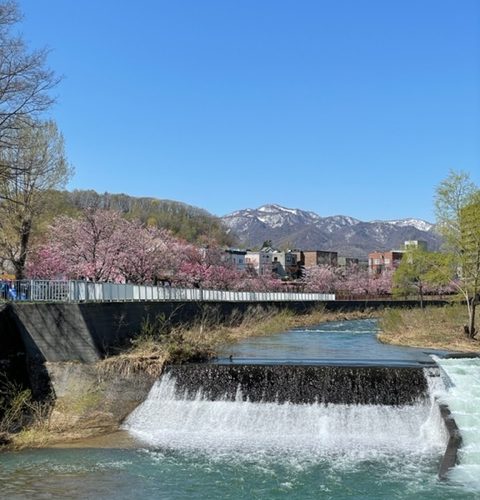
xmin=368 ymin=250 xmax=404 ymax=274
xmin=293 ymin=250 xmax=338 ymax=268
xmin=245 ymin=250 xmax=272 ymax=276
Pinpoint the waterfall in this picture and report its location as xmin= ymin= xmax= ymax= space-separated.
xmin=431 ymin=356 xmax=480 ymax=490
xmin=123 ymin=368 xmax=447 ymax=463
xmin=164 ymin=364 xmax=429 ymax=405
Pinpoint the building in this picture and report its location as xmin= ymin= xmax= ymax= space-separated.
xmin=245 ymin=250 xmax=272 ymax=276
xmin=368 ymin=250 xmax=404 ymax=274
xmin=224 ymin=249 xmax=247 ymax=271
xmin=271 ymin=251 xmax=299 ymax=279
xmin=404 ymin=240 xmax=428 ymax=251
xmin=293 ymin=250 xmax=338 ymax=268
xmin=337 ymin=256 xmax=359 ymax=268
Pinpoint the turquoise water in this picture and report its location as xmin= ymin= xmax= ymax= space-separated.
xmin=0 ymin=319 xmax=478 ymax=499
xmin=217 ymin=318 xmax=450 ymax=366
xmin=0 ymin=447 xmax=475 ymax=499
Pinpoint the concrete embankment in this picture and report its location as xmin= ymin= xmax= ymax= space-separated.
xmin=438 ymin=404 xmax=462 ymax=479
xmin=44 ymin=362 xmax=156 ymax=440
xmin=3 ymin=299 xmax=445 ymax=363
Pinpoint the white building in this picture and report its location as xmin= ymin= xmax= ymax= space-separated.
xmin=245 ymin=250 xmax=272 ymax=276
xmin=224 ymin=249 xmax=247 ymax=271
xmin=404 ymin=240 xmax=428 ymax=251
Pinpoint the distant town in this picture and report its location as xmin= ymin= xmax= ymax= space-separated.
xmin=225 ymin=239 xmax=428 ymax=280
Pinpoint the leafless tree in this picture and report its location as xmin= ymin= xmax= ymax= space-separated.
xmin=0 ymin=1 xmax=59 ymax=149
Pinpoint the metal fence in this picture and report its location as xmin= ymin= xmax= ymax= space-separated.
xmin=0 ymin=279 xmax=335 ymax=303
xmin=1 ymin=280 xmax=71 ymax=302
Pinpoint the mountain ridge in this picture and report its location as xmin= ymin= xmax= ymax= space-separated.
xmin=222 ymin=204 xmax=441 ymax=259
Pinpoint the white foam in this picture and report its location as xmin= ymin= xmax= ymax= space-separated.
xmin=123 ymin=372 xmax=446 ymax=463
xmin=431 ymin=356 xmax=480 ymax=490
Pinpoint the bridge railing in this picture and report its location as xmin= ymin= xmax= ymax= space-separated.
xmin=0 ymin=279 xmax=335 ymax=303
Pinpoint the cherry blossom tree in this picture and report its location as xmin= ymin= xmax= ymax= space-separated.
xmin=369 ymin=268 xmax=393 ymax=296
xmin=33 ymin=208 xmax=404 ymax=296
xmin=302 ymin=265 xmax=339 ymax=293
xmin=176 ymin=257 xmax=246 ymax=290
xmin=239 ymin=273 xmax=284 ymax=292
xmin=28 ymin=209 xmax=124 ymax=281
xmin=337 ymin=265 xmax=371 ymax=297
xmin=29 ymin=211 xmax=260 ymax=289
xmin=27 ymin=243 xmax=68 ymax=279
xmin=333 ymin=265 xmax=393 ymax=298
xmin=117 ymin=222 xmax=188 ymax=284
xmin=28 ymin=209 xmax=185 ymax=282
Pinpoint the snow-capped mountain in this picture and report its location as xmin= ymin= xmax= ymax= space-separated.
xmin=379 ymin=219 xmax=435 ymax=232
xmin=222 ymin=204 xmax=441 ymax=259
xmin=227 ymin=204 xmax=322 ymax=230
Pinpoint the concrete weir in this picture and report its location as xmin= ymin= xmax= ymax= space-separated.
xmin=438 ymin=404 xmax=462 ymax=480
xmin=166 ymin=362 xmax=461 ymax=480
xmin=166 ymin=363 xmax=429 ymax=405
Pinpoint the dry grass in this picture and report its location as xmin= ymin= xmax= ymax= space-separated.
xmin=100 ymin=342 xmax=170 ymax=378
xmin=10 ymin=426 xmax=52 ymax=449
xmin=378 ymin=304 xmax=480 ymax=352
xmin=100 ymin=307 xmax=284 ymax=377
xmin=0 ymin=377 xmax=53 ymax=450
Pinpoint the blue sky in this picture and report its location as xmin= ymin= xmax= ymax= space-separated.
xmin=19 ymin=0 xmax=480 ymax=222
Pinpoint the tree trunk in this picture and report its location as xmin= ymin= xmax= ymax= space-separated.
xmin=468 ymin=297 xmax=477 ymax=338
xmin=14 ymin=218 xmax=32 ymax=280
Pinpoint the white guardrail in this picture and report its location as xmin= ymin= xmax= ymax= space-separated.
xmin=0 ymin=280 xmax=335 ymax=303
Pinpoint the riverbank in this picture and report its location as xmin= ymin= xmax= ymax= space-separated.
xmin=378 ymin=304 xmax=479 ymax=353
xmin=99 ymin=305 xmax=377 ymax=377
xmin=4 ymin=303 xmax=476 ymax=450
xmin=2 ymin=306 xmax=375 ymax=450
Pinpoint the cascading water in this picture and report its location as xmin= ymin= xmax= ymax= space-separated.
xmin=116 ymin=324 xmax=480 ymax=497
xmin=431 ymin=356 xmax=480 ymax=491
xmin=2 ymin=319 xmax=478 ymax=499
xmin=122 ymin=370 xmax=448 ymax=463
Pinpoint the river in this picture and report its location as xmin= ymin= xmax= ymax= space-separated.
xmin=0 ymin=319 xmax=478 ymax=499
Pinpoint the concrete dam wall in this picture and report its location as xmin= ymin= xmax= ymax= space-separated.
xmin=166 ymin=363 xmax=430 ymax=405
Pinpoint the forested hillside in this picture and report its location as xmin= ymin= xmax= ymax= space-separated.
xmin=62 ymin=190 xmax=235 ymax=246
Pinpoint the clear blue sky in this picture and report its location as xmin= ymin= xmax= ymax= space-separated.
xmin=19 ymin=0 xmax=480 ymax=222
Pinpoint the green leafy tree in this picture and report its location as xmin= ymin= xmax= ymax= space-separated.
xmin=458 ymin=201 xmax=480 ymax=337
xmin=393 ymin=247 xmax=448 ymax=308
xmin=0 ymin=120 xmax=72 ymax=278
xmin=435 ymin=170 xmax=480 ymax=338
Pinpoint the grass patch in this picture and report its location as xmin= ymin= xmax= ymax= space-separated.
xmin=378 ymin=304 xmax=480 ymax=352
xmin=10 ymin=426 xmax=52 ymax=449
xmin=0 ymin=375 xmax=52 ymax=449
xmin=54 ymin=388 xmax=104 ymax=416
